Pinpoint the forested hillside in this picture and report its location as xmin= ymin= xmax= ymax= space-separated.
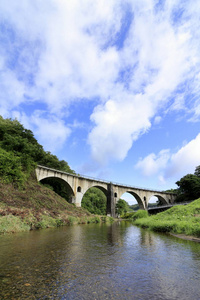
xmin=0 ymin=116 xmax=75 ymax=187
xmin=0 ymin=116 xmax=112 ymax=233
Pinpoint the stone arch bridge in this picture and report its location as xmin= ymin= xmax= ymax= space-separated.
xmin=36 ymin=165 xmax=176 ymax=217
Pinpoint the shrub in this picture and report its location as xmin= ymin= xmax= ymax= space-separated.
xmin=35 ymin=215 xmax=57 ymax=229
xmin=132 ymin=209 xmax=149 ymax=220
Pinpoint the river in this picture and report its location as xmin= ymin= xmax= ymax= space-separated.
xmin=0 ymin=221 xmax=200 ymax=300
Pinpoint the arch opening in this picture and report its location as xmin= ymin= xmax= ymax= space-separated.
xmin=148 ymin=195 xmax=168 ymax=208
xmin=81 ymin=186 xmax=108 ymax=215
xmin=40 ymin=177 xmax=75 ymax=203
xmin=148 ymin=196 xmax=160 ymax=208
xmin=120 ymin=191 xmax=144 ymax=211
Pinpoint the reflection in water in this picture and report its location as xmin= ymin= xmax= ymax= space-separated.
xmin=0 ymin=222 xmax=200 ymax=299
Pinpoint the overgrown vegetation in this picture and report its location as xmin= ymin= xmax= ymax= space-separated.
xmin=0 ymin=179 xmax=113 ymax=234
xmin=130 ymin=199 xmax=200 ymax=238
xmin=0 ymin=116 xmax=75 ymax=187
xmin=0 ymin=116 xmax=114 ymax=233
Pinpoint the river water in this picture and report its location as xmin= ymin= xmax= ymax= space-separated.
xmin=0 ymin=221 xmax=200 ymax=300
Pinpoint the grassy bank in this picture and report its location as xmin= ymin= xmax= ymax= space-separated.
xmin=126 ymin=199 xmax=200 ymax=238
xmin=0 ymin=178 xmax=113 ymax=234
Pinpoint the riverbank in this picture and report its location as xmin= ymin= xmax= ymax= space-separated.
xmin=130 ymin=198 xmax=200 ymax=238
xmin=0 ymin=179 xmax=113 ymax=234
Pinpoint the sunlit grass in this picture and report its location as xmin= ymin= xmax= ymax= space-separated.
xmin=132 ymin=198 xmax=200 ymax=237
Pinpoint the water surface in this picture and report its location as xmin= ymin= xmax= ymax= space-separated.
xmin=0 ymin=221 xmax=200 ymax=299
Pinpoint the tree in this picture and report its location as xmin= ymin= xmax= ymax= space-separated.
xmin=176 ymin=174 xmax=200 ymax=202
xmin=81 ymin=187 xmax=107 ymax=215
xmin=194 ymin=165 xmax=200 ymax=177
xmin=0 ymin=148 xmax=26 ymax=186
xmin=0 ymin=116 xmax=75 ymax=186
xmin=116 ymin=199 xmax=129 ymax=215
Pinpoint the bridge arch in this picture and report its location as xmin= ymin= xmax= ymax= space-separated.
xmin=149 ymin=194 xmax=168 ymax=206
xmin=40 ymin=176 xmax=75 ymax=203
xmin=118 ymin=190 xmax=145 ymax=210
xmin=81 ymin=185 xmax=108 ymax=215
xmin=80 ymin=185 xmax=108 ymax=205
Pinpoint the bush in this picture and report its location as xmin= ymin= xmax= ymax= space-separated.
xmin=35 ymin=215 xmax=57 ymax=229
xmin=132 ymin=209 xmax=149 ymax=220
xmin=0 ymin=148 xmax=27 ymax=186
xmin=133 ymin=199 xmax=200 ymax=237
xmin=123 ymin=212 xmax=135 ymax=219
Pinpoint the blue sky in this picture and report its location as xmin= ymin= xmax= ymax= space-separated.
xmin=0 ymin=1 xmax=200 ymax=203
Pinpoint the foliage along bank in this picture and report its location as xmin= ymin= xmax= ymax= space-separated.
xmin=0 ymin=116 xmax=113 ymax=234
xmin=124 ymin=199 xmax=200 ymax=238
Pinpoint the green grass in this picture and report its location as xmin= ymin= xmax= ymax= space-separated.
xmin=0 ymin=215 xmax=31 ymax=233
xmin=133 ymin=198 xmax=200 ymax=237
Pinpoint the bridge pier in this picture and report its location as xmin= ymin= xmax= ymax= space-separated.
xmin=106 ymin=183 xmax=116 ymax=218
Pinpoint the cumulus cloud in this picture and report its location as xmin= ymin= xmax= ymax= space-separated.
xmin=88 ymin=95 xmax=152 ymax=163
xmin=135 ymin=134 xmax=200 ymax=184
xmin=166 ymin=134 xmax=200 ymax=178
xmin=135 ymin=149 xmax=170 ymax=177
xmin=87 ymin=0 xmax=200 ymax=163
xmin=0 ymin=1 xmax=200 ymax=163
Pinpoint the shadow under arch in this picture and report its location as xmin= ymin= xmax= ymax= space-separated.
xmin=40 ymin=176 xmax=75 ymax=203
xmin=120 ymin=191 xmax=145 ymax=209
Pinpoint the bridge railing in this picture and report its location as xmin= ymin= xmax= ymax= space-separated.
xmin=37 ymin=165 xmax=176 ymax=195
xmin=148 ymin=201 xmax=192 ymax=210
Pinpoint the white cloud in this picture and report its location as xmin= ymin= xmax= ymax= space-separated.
xmin=135 ymin=149 xmax=170 ymax=177
xmin=87 ymin=1 xmax=200 ymax=163
xmin=166 ymin=133 xmax=200 ymax=178
xmin=0 ymin=1 xmax=200 ymax=163
xmin=88 ymin=96 xmax=152 ymax=163
xmin=135 ymin=133 xmax=200 ymax=185
xmin=154 ymin=116 xmax=162 ymax=125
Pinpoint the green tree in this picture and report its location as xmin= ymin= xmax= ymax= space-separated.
xmin=194 ymin=165 xmax=200 ymax=177
xmin=116 ymin=199 xmax=129 ymax=215
xmin=176 ymin=174 xmax=200 ymax=202
xmin=0 ymin=116 xmax=75 ymax=186
xmin=0 ymin=148 xmax=26 ymax=186
xmin=81 ymin=187 xmax=107 ymax=215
